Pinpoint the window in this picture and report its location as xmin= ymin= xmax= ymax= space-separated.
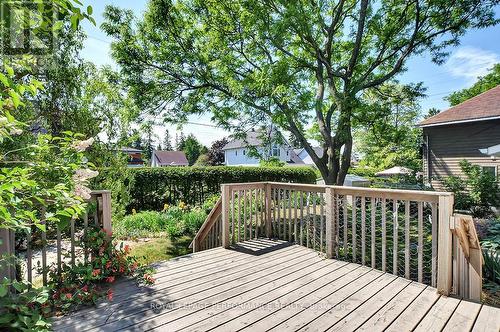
xmin=481 ymin=166 xmax=497 ymax=178
xmin=243 ymin=149 xmax=246 ymax=155
xmin=272 ymin=145 xmax=280 ymax=157
xmin=235 ymin=150 xmax=238 ymax=156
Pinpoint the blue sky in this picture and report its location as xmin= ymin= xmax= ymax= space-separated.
xmin=80 ymin=1 xmax=500 ymax=146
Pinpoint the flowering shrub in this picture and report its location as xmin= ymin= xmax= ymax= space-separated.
xmin=45 ymin=227 xmax=155 ymax=313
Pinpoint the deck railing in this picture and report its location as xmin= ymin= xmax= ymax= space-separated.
xmin=193 ymin=182 xmax=483 ymax=301
xmin=0 ymin=190 xmax=112 ymax=286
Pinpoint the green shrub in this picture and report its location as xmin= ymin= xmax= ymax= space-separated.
xmin=126 ymin=166 xmax=316 ymax=211
xmin=442 ymin=160 xmax=500 ymax=217
xmin=113 ymin=207 xmax=207 ymax=239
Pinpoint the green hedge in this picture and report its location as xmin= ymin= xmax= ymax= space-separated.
xmin=127 ymin=166 xmax=316 ymax=211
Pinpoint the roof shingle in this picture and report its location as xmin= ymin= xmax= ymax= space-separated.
xmin=419 ymin=84 xmax=500 ymax=127
xmin=153 ymin=151 xmax=189 ymax=166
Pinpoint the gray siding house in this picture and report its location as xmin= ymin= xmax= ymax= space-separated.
xmin=420 ymin=85 xmax=500 ymax=189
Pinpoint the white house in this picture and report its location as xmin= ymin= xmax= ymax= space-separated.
xmin=223 ymin=129 xmax=322 ymax=166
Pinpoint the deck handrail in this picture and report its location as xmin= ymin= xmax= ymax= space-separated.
xmin=196 ymin=181 xmax=481 ymax=301
xmin=0 ymin=190 xmax=112 ymax=286
xmin=190 ymin=197 xmax=222 ymax=251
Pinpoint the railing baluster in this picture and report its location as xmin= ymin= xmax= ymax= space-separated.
xmin=418 ymin=201 xmax=424 ymax=283
xmin=300 ymin=192 xmax=304 ymax=246
xmin=238 ymin=190 xmax=242 ymax=243
xmin=431 ymin=202 xmax=438 ymax=287
xmin=27 ymin=227 xmax=32 ymax=285
xmin=294 ymin=191 xmax=298 ymax=243
xmin=382 ymin=198 xmax=387 ymax=272
xmin=305 ymin=193 xmax=311 ymax=248
xmin=249 ymin=189 xmax=253 ymax=240
xmin=335 ymin=194 xmax=340 ymax=258
xmin=231 ymin=190 xmax=235 ymax=244
xmin=405 ymin=200 xmax=410 ymax=279
xmin=83 ymin=213 xmax=88 ymax=263
xmin=277 ymin=189 xmax=282 ymax=239
xmin=320 ymin=193 xmax=324 ymax=253
xmin=312 ymin=193 xmax=317 ymax=250
xmin=56 ymin=225 xmax=62 ymax=274
xmin=393 ymin=199 xmax=398 ymax=276
xmin=243 ymin=189 xmax=247 ymax=241
xmin=352 ymin=195 xmax=357 ymax=262
xmin=71 ymin=217 xmax=76 ymax=267
xmin=361 ymin=196 xmax=366 ymax=266
xmin=371 ymin=197 xmax=376 ymax=268
xmin=288 ymin=190 xmax=292 ymax=241
xmin=40 ymin=208 xmax=48 ymax=286
xmin=343 ymin=195 xmax=348 ymax=259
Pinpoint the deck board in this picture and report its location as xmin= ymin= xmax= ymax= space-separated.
xmin=52 ymin=240 xmax=500 ymax=332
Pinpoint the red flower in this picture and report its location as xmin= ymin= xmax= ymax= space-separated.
xmin=119 ymin=266 xmax=125 ymax=273
xmin=107 ymin=289 xmax=113 ymax=301
xmin=65 ymin=293 xmax=72 ymax=300
xmin=82 ymin=285 xmax=89 ymax=292
xmin=106 ymin=276 xmax=115 ymax=283
xmin=92 ymin=269 xmax=101 ymax=277
xmin=106 ymin=261 xmax=112 ymax=269
xmin=124 ymin=245 xmax=131 ymax=254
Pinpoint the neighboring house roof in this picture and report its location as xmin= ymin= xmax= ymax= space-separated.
xmin=120 ymin=147 xmax=143 ymax=153
xmin=419 ymin=85 xmax=500 ymax=127
xmin=294 ymin=147 xmax=324 ymax=159
xmin=289 ymin=150 xmax=305 ymax=164
xmin=222 ymin=128 xmax=292 ymax=151
xmin=153 ymin=151 xmax=189 ymax=166
xmin=479 ymin=144 xmax=500 ymax=157
xmin=375 ymin=166 xmax=413 ymax=177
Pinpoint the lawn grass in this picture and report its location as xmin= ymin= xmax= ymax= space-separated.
xmin=128 ymin=236 xmax=193 ymax=266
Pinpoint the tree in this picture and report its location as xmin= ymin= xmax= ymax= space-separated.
xmin=103 ymin=0 xmax=499 ymax=184
xmin=176 ymin=131 xmax=186 ymax=151
xmin=163 ymin=129 xmax=173 ymax=150
xmin=179 ymin=134 xmax=205 ymax=165
xmin=206 ymin=138 xmax=229 ymax=166
xmin=425 ymin=107 xmax=441 ymax=119
xmin=446 ymin=63 xmax=500 ymax=106
xmin=355 ymin=83 xmax=424 ymax=172
xmin=289 ymin=133 xmax=303 ymax=149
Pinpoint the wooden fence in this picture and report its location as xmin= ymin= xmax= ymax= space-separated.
xmin=0 ymin=191 xmax=112 ymax=286
xmin=193 ymin=182 xmax=483 ymax=301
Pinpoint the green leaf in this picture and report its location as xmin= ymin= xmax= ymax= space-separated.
xmin=0 ymin=283 xmax=8 ymax=297
xmin=87 ymin=5 xmax=93 ymax=15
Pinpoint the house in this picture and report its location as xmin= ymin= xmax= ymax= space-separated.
xmin=119 ymin=147 xmax=145 ymax=168
xmin=419 ymin=84 xmax=500 ymax=189
xmin=293 ymin=147 xmax=324 ymax=165
xmin=151 ymin=151 xmax=189 ymax=167
xmin=222 ymin=129 xmax=322 ymax=166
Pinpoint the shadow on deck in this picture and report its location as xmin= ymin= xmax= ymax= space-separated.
xmin=53 ymin=239 xmax=500 ymax=332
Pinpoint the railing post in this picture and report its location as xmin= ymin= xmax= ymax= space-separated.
xmin=265 ymin=183 xmax=272 ymax=238
xmin=437 ymin=194 xmax=454 ymax=295
xmin=101 ymin=191 xmax=112 ymax=235
xmin=0 ymin=228 xmax=15 ymax=282
xmin=325 ymin=187 xmax=336 ymax=259
xmin=222 ymin=184 xmax=231 ymax=248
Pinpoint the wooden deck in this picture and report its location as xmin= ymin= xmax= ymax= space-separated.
xmin=53 ymin=239 xmax=500 ymax=332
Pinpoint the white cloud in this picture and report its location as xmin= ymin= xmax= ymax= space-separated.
xmin=444 ymin=46 xmax=499 ymax=82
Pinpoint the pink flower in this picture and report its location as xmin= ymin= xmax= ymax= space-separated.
xmin=106 ymin=276 xmax=115 ymax=283
xmin=92 ymin=269 xmax=101 ymax=277
xmin=107 ymin=289 xmax=113 ymax=301
xmin=72 ymin=169 xmax=99 ymax=183
xmin=82 ymin=285 xmax=89 ymax=292
xmin=74 ymin=184 xmax=92 ymax=200
xmin=65 ymin=293 xmax=72 ymax=300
